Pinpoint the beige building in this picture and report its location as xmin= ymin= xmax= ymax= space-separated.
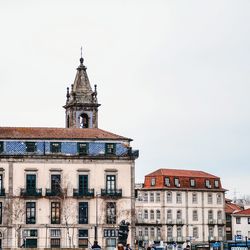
xmin=135 ymin=169 xmax=226 ymax=249
xmin=0 ymin=56 xmax=138 ymax=249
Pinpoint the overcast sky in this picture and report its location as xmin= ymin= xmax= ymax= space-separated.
xmin=0 ymin=0 xmax=250 ymax=199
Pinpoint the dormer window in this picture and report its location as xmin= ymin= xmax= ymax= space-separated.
xmin=205 ymin=180 xmax=211 ymax=188
xmin=105 ymin=143 xmax=116 ymax=155
xmin=50 ymin=142 xmax=61 ymax=153
xmin=151 ymin=178 xmax=156 ymax=186
xmin=190 ymin=179 xmax=196 ymax=187
xmin=164 ymin=177 xmax=170 ymax=186
xmin=0 ymin=142 xmax=3 ymax=153
xmin=80 ymin=113 xmax=89 ymax=128
xmin=174 ymin=178 xmax=180 ymax=187
xmin=25 ymin=142 xmax=37 ymax=153
xmin=78 ymin=143 xmax=88 ymax=155
xmin=214 ymin=180 xmax=219 ymax=188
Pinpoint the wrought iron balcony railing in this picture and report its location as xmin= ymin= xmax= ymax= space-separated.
xmin=73 ymin=188 xmax=94 ymax=198
xmin=20 ymin=188 xmax=42 ymax=197
xmin=45 ymin=188 xmax=64 ymax=197
xmin=101 ymin=188 xmax=122 ymax=197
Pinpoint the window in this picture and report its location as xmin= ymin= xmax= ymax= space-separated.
xmin=26 ymin=174 xmax=36 ymax=191
xmin=218 ymin=227 xmax=223 ymax=237
xmin=150 ymin=210 xmax=154 ymax=220
xmin=236 ymin=230 xmax=241 ymax=236
xmin=80 ymin=113 xmax=89 ymax=128
xmin=138 ymin=228 xmax=142 ymax=236
xmin=156 ymin=192 xmax=161 ymax=202
xmin=106 ymin=175 xmax=116 ymax=191
xmin=248 ymin=218 xmax=250 ymax=224
xmin=151 ymin=178 xmax=156 ymax=186
xmin=156 ymin=210 xmax=161 ymax=220
xmin=174 ymin=178 xmax=180 ymax=187
xmin=79 ymin=175 xmax=88 ymax=194
xmin=177 ymin=210 xmax=182 ymax=220
xmin=26 ymin=202 xmax=36 ymax=224
xmin=193 ymin=210 xmax=198 ymax=221
xmin=150 ymin=193 xmax=154 ymax=202
xmin=79 ymin=202 xmax=88 ymax=224
xmin=190 ymin=179 xmax=196 ymax=187
xmin=144 ymin=210 xmax=148 ymax=219
xmin=167 ymin=210 xmax=172 ymax=220
xmin=167 ymin=227 xmax=173 ymax=237
xmin=192 ymin=193 xmax=197 ymax=203
xmin=104 ymin=229 xmax=118 ymax=237
xmin=78 ymin=142 xmax=88 ymax=155
xmin=0 ymin=142 xmax=3 ymax=153
xmin=217 ymin=193 xmax=222 ymax=204
xmin=208 ymin=210 xmax=213 ymax=220
xmin=106 ymin=239 xmax=116 ymax=250
xmin=236 ymin=217 xmax=241 ymax=224
xmin=51 ymin=239 xmax=60 ymax=248
xmin=214 ymin=180 xmax=219 ymax=188
xmin=0 ymin=202 xmax=2 ymax=224
xmin=193 ymin=227 xmax=198 ymax=238
xmin=51 ymin=175 xmax=61 ymax=192
xmin=0 ymin=174 xmax=3 ymax=194
xmin=107 ymin=202 xmax=116 ymax=224
xmin=50 ymin=142 xmax=61 ymax=153
xmin=105 ymin=143 xmax=116 ymax=155
xmin=177 ymin=227 xmax=182 ymax=237
xmin=79 ymin=229 xmax=88 ymax=248
xmin=150 ymin=227 xmax=155 ymax=237
xmin=217 ymin=210 xmax=222 ymax=220
xmin=167 ymin=192 xmax=172 ymax=203
xmin=144 ymin=227 xmax=148 ymax=236
xmin=205 ymin=180 xmax=211 ymax=188
xmin=23 ymin=229 xmax=38 ymax=237
xmin=176 ymin=193 xmax=182 ymax=204
xmin=209 ymin=227 xmax=214 ymax=237
xmin=208 ymin=194 xmax=213 ymax=204
xmin=51 ymin=202 xmax=61 ymax=224
xmin=50 ymin=229 xmax=61 ymax=237
xmin=165 ymin=177 xmax=170 ymax=186
xmin=25 ymin=142 xmax=37 ymax=153
xmin=144 ymin=192 xmax=148 ymax=202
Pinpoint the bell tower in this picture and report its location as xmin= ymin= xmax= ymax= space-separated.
xmin=63 ymin=53 xmax=100 ymax=128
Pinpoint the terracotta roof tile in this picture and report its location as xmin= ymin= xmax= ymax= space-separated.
xmin=0 ymin=127 xmax=131 ymax=141
xmin=233 ymin=208 xmax=250 ymax=215
xmin=225 ymin=203 xmax=242 ymax=213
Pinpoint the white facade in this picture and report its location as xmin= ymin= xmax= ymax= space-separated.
xmin=232 ymin=212 xmax=250 ymax=241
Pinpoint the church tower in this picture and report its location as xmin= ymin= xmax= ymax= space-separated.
xmin=64 ymin=55 xmax=100 ymax=128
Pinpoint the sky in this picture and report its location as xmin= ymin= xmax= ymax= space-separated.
xmin=0 ymin=0 xmax=250 ymax=199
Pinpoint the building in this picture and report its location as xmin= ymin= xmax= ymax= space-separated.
xmin=0 ymin=55 xmax=138 ymax=249
xmin=231 ymin=208 xmax=250 ymax=241
xmin=225 ymin=199 xmax=242 ymax=241
xmin=135 ymin=169 xmax=226 ymax=249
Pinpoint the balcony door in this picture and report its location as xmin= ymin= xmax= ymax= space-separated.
xmin=106 ymin=175 xmax=116 ymax=194
xmin=26 ymin=175 xmax=36 ymax=191
xmin=79 ymin=175 xmax=88 ymax=194
xmin=51 ymin=175 xmax=61 ymax=191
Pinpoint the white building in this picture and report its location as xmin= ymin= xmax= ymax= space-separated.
xmin=231 ymin=208 xmax=250 ymax=241
xmin=135 ymin=169 xmax=226 ymax=249
xmin=0 ymin=55 xmax=138 ymax=249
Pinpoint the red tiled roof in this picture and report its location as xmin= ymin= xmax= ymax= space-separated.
xmin=225 ymin=203 xmax=242 ymax=214
xmin=147 ymin=169 xmax=219 ymax=178
xmin=233 ymin=208 xmax=250 ymax=215
xmin=143 ymin=168 xmax=224 ymax=190
xmin=0 ymin=127 xmax=131 ymax=141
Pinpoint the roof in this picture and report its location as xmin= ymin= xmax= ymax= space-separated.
xmin=233 ymin=208 xmax=250 ymax=216
xmin=147 ymin=168 xmax=219 ymax=178
xmin=225 ymin=202 xmax=242 ymax=214
xmin=0 ymin=127 xmax=131 ymax=141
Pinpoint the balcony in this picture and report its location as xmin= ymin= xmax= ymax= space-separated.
xmin=45 ymin=188 xmax=64 ymax=197
xmin=101 ymin=188 xmax=122 ymax=198
xmin=217 ymin=219 xmax=226 ymax=225
xmin=73 ymin=188 xmax=94 ymax=198
xmin=20 ymin=188 xmax=42 ymax=197
xmin=208 ymin=219 xmax=216 ymax=225
xmin=0 ymin=188 xmax=5 ymax=196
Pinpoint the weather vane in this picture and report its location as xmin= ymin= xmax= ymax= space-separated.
xmin=80 ymin=46 xmax=83 ymax=58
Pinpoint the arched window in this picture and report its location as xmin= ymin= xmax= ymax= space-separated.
xmin=167 ymin=209 xmax=172 ymax=220
xmin=167 ymin=227 xmax=173 ymax=237
xmin=67 ymin=115 xmax=70 ymax=128
xmin=150 ymin=210 xmax=154 ymax=220
xmin=80 ymin=113 xmax=89 ymax=128
xmin=217 ymin=210 xmax=222 ymax=220
xmin=167 ymin=192 xmax=172 ymax=203
xmin=208 ymin=210 xmax=213 ymax=220
xmin=156 ymin=210 xmax=161 ymax=220
xmin=177 ymin=210 xmax=182 ymax=219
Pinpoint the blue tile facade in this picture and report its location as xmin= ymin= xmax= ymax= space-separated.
xmin=0 ymin=140 xmax=129 ymax=156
